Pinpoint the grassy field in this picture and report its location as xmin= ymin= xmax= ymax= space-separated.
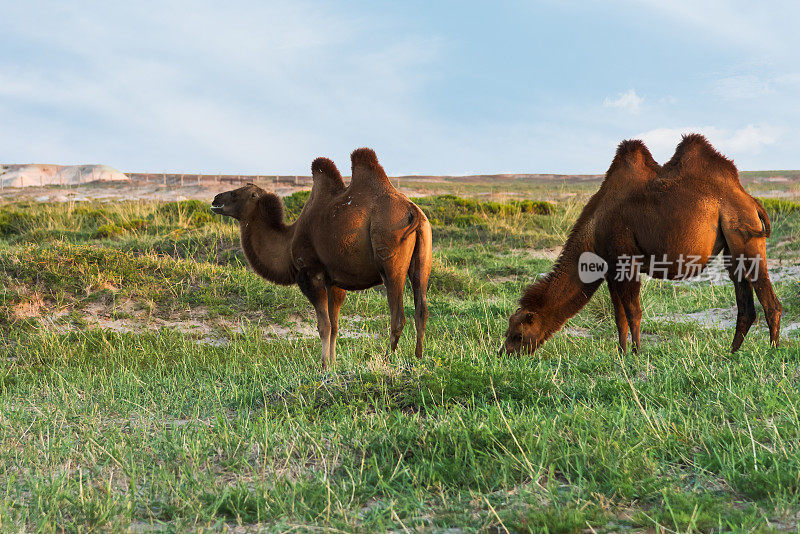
xmin=1 ymin=184 xmax=800 ymax=532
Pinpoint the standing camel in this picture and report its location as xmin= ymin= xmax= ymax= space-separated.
xmin=502 ymin=134 xmax=781 ymax=354
xmin=210 ymin=149 xmax=432 ymax=368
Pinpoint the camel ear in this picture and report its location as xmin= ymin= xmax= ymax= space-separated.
xmin=523 ymin=312 xmax=536 ymax=324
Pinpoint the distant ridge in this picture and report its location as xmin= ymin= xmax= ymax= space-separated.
xmin=0 ymin=164 xmax=128 ymax=188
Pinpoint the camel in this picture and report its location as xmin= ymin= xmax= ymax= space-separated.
xmin=210 ymin=148 xmax=432 ymax=368
xmin=502 ymin=134 xmax=781 ymax=354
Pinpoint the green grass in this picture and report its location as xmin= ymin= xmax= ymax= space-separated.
xmin=759 ymin=198 xmax=800 ymax=215
xmin=0 ymin=189 xmax=799 ymax=532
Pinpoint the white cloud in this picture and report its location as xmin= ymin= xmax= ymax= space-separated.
xmin=635 ymin=124 xmax=780 ymax=162
xmin=723 ymin=124 xmax=781 ymax=153
xmin=603 ymin=89 xmax=643 ymax=114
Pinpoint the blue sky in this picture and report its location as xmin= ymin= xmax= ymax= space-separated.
xmin=1 ymin=0 xmax=798 ymax=174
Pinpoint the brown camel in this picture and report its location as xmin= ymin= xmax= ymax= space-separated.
xmin=502 ymin=134 xmax=781 ymax=354
xmin=210 ymin=148 xmax=432 ymax=368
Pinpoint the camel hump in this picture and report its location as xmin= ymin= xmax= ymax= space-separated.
xmin=351 ymin=147 xmax=391 ymax=187
xmin=616 ymin=139 xmax=658 ymax=168
xmin=665 ymin=133 xmax=738 ymax=178
xmin=606 ymin=139 xmax=659 ymax=177
xmin=311 ymin=157 xmax=345 ymax=189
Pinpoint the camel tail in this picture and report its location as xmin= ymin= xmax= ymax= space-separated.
xmin=412 ymin=215 xmax=432 ymax=270
xmin=755 ymin=199 xmax=771 ymax=238
xmin=400 ymin=205 xmax=424 ymax=242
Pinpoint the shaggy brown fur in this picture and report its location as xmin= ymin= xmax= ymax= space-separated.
xmin=503 ymin=135 xmax=781 ymax=354
xmin=211 ymin=152 xmax=432 ymax=368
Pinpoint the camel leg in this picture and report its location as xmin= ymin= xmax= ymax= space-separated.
xmin=408 ymin=227 xmax=431 ymax=359
xmin=728 ymin=239 xmax=782 ymax=347
xmin=727 ymin=265 xmax=756 ymax=352
xmin=297 ymin=271 xmax=332 ymax=368
xmin=618 ymin=280 xmax=642 ymax=352
xmin=326 ymin=286 xmax=346 ymax=366
xmin=744 ymin=255 xmax=781 ymax=347
xmin=608 ymin=284 xmax=629 ymax=353
xmin=752 ymin=275 xmax=781 ymax=347
xmin=382 ymin=272 xmax=407 ymax=358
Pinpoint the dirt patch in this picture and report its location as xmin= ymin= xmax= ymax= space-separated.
xmin=766 ymin=261 xmax=800 ymax=282
xmin=490 ymin=275 xmax=522 ymax=284
xmin=338 ymin=315 xmax=383 ymax=340
xmin=338 ymin=328 xmax=380 ymax=340
xmin=32 ymin=299 xmax=322 ymax=345
xmin=30 ymin=301 xmax=391 ymax=346
xmin=529 ymin=246 xmax=563 ymax=260
xmin=652 ymin=307 xmax=800 ymax=336
xmin=505 ymin=247 xmax=562 ymax=260
xmin=263 ymin=315 xmax=318 ymax=339
xmin=653 ymin=307 xmax=737 ymax=329
xmin=12 ymin=294 xmax=46 ymax=319
xmin=563 ymin=326 xmax=592 ymax=338
xmin=783 ymin=323 xmax=800 ymax=335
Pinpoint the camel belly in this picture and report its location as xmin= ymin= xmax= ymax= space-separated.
xmin=311 ymin=227 xmax=383 ymax=290
xmin=632 ymin=227 xmax=723 ymax=280
xmin=329 ymin=272 xmax=383 ymax=291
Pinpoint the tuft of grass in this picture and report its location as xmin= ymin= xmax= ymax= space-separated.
xmin=414 ymin=194 xmax=556 ymax=226
xmin=155 ymin=199 xmax=216 ymax=226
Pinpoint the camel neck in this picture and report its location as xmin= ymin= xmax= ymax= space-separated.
xmin=239 ymin=213 xmax=296 ymax=286
xmin=522 ymin=230 xmax=601 ymax=340
xmin=538 ymin=270 xmax=601 ymax=338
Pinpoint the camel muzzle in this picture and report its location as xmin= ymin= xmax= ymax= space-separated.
xmin=210 ymin=193 xmax=228 ymax=215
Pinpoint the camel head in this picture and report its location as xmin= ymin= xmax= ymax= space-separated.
xmin=210 ymin=183 xmax=267 ymax=220
xmin=500 ymin=307 xmax=544 ymax=355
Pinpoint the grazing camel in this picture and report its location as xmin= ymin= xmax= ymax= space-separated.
xmin=210 ymin=149 xmax=432 ymax=368
xmin=502 ymin=134 xmax=781 ymax=354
